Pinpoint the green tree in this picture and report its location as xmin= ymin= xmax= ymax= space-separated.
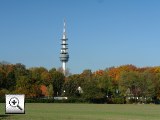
xmin=82 ymin=80 xmax=105 ymax=102
xmin=41 ymin=71 xmax=51 ymax=86
xmin=0 ymin=68 xmax=5 ymax=89
xmin=62 ymin=74 xmax=83 ymax=97
xmin=50 ymin=71 xmax=65 ymax=96
xmin=119 ymin=71 xmax=140 ymax=100
xmin=49 ymin=68 xmax=56 ymax=73
xmin=154 ymin=73 xmax=160 ymax=100
xmin=81 ymin=69 xmax=92 ymax=81
xmin=1 ymin=64 xmax=16 ymax=90
xmin=139 ymin=71 xmax=155 ymax=100
xmin=94 ymin=73 xmax=112 ymax=97
xmin=16 ymin=76 xmax=42 ymax=98
xmin=29 ymin=67 xmax=48 ymax=84
xmin=47 ymin=84 xmax=54 ymax=98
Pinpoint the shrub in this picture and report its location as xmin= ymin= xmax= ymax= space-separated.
xmin=25 ymin=98 xmax=54 ymax=103
xmin=111 ymin=97 xmax=125 ymax=104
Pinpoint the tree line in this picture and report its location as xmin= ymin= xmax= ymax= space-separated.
xmin=0 ymin=62 xmax=160 ymax=103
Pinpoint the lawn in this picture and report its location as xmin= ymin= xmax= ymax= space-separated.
xmin=0 ymin=103 xmax=160 ymax=120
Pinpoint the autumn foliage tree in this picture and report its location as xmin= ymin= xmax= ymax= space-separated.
xmin=1 ymin=62 xmax=160 ymax=103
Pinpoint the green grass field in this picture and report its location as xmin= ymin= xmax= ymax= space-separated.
xmin=0 ymin=103 xmax=160 ymax=120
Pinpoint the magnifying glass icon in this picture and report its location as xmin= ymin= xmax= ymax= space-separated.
xmin=9 ymin=97 xmax=23 ymax=110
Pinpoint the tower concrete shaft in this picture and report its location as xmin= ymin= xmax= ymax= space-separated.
xmin=60 ymin=20 xmax=69 ymax=76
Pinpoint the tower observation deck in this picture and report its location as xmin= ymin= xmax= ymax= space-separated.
xmin=60 ymin=20 xmax=69 ymax=76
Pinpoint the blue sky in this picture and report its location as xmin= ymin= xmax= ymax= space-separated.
xmin=0 ymin=0 xmax=160 ymax=73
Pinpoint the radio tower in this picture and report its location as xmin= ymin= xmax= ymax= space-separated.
xmin=60 ymin=20 xmax=69 ymax=76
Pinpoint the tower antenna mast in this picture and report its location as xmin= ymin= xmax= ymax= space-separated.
xmin=60 ymin=19 xmax=69 ymax=76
